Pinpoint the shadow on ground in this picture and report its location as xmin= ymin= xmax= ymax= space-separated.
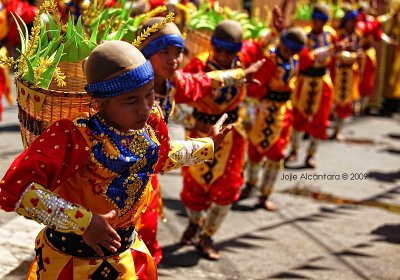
xmin=367 ymin=170 xmax=400 ymax=183
xmin=370 ymin=224 xmax=400 ymax=245
xmin=0 ymin=125 xmax=20 ymax=133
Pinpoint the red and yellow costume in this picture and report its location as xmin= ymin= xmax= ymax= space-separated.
xmin=292 ymin=26 xmax=335 ymax=140
xmin=179 ymin=51 xmax=247 ymax=214
xmin=240 ymin=37 xmax=300 ymax=202
xmin=243 ymin=44 xmax=297 ymax=163
xmin=331 ymin=29 xmax=361 ymax=120
xmin=0 ymin=107 xmax=214 ymax=279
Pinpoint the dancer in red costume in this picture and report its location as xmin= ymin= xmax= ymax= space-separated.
xmin=178 ymin=20 xmax=265 ymax=260
xmin=285 ymin=3 xmax=335 ymax=168
xmin=330 ymin=3 xmax=362 ymax=140
xmin=239 ymin=27 xmax=306 ymax=211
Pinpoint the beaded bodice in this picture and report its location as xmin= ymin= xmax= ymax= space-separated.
xmin=75 ymin=114 xmax=159 ymax=217
xmin=206 ymin=56 xmax=241 ymax=105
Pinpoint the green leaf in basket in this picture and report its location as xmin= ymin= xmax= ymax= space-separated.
xmin=122 ymin=28 xmax=137 ymax=42
xmin=125 ymin=0 xmax=135 ymax=20
xmin=76 ymin=36 xmax=91 ymax=60
xmin=63 ymin=34 xmax=79 ymax=62
xmin=40 ymin=44 xmax=65 ymax=89
xmin=20 ymin=52 xmax=35 ymax=83
xmin=39 ymin=20 xmax=49 ymax=48
xmin=65 ymin=14 xmax=75 ymax=42
xmin=75 ymin=17 xmax=85 ymax=42
xmin=89 ymin=18 xmax=100 ymax=49
xmin=47 ymin=13 xmax=61 ymax=41
xmin=41 ymin=36 xmax=63 ymax=60
xmin=112 ymin=18 xmax=133 ymax=40
xmin=101 ymin=17 xmax=116 ymax=41
xmin=11 ymin=13 xmax=28 ymax=54
xmin=133 ymin=14 xmax=146 ymax=29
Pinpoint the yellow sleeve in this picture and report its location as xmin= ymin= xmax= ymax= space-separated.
xmin=15 ymin=183 xmax=92 ymax=235
xmin=161 ymin=138 xmax=214 ymax=172
xmin=206 ymin=69 xmax=246 ymax=89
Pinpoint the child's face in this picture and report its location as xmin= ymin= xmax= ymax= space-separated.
xmin=311 ymin=19 xmax=326 ymax=34
xmin=278 ymin=44 xmax=296 ymax=60
xmin=149 ymin=46 xmax=183 ymax=79
xmin=344 ymin=18 xmax=357 ymax=33
xmin=97 ymin=81 xmax=155 ymax=131
xmin=212 ymin=46 xmax=237 ymax=69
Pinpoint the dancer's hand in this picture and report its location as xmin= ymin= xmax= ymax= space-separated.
xmin=209 ymin=113 xmax=234 ymax=149
xmin=244 ymin=59 xmax=266 ymax=85
xmin=272 ymin=5 xmax=285 ymax=32
xmin=83 ymin=210 xmax=121 ymax=257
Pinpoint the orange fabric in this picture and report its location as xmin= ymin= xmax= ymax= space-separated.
xmin=330 ymin=30 xmax=361 ymax=119
xmin=179 ymin=51 xmax=248 ymax=209
xmin=25 ymin=228 xmax=157 ymax=280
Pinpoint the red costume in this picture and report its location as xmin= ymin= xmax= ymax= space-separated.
xmin=179 ymin=51 xmax=247 ymax=211
xmin=242 ymin=44 xmax=297 ymax=164
xmin=330 ymin=29 xmax=361 ymax=119
xmin=292 ymin=26 xmax=335 ymax=140
xmin=239 ymin=28 xmax=305 ymax=208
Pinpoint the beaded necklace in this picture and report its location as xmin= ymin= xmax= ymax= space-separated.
xmin=207 ymin=55 xmax=241 ymax=105
xmin=271 ymin=48 xmax=297 ymax=84
xmin=75 ymin=114 xmax=159 ymax=216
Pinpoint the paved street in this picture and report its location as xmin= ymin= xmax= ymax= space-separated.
xmin=0 ymin=97 xmax=399 ymax=279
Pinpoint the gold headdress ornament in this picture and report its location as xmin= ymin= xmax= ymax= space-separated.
xmin=133 ymin=12 xmax=175 ymax=47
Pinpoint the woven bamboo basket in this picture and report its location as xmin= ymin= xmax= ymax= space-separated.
xmin=183 ymin=28 xmax=213 ymax=66
xmin=16 ymin=60 xmax=92 ymax=148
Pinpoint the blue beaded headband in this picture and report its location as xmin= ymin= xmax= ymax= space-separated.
xmin=85 ymin=60 xmax=154 ymax=98
xmin=312 ymin=10 xmax=329 ymax=21
xmin=342 ymin=10 xmax=359 ymax=23
xmin=280 ymin=32 xmax=305 ymax=53
xmin=141 ymin=34 xmax=184 ymax=58
xmin=211 ymin=36 xmax=243 ymax=53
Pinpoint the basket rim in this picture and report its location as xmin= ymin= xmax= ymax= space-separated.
xmin=16 ymin=79 xmax=90 ymax=97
